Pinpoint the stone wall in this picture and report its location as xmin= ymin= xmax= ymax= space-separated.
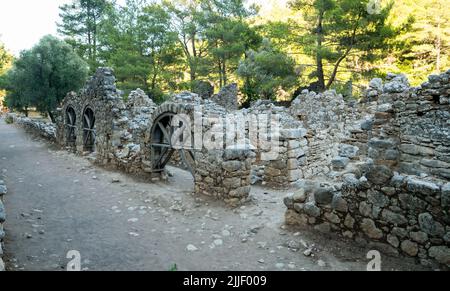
xmin=284 ymin=71 xmax=450 ymax=269
xmin=246 ymin=100 xmax=307 ymax=187
xmin=290 ymin=90 xmax=365 ymax=179
xmin=0 ymin=179 xmax=7 ymax=271
xmin=7 ymin=114 xmax=56 ymax=141
xmin=56 ymin=69 xmax=254 ymax=206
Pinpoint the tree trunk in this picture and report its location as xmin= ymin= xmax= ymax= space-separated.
xmin=326 ymin=48 xmax=351 ymax=90
xmin=316 ymin=11 xmax=326 ymax=92
xmin=218 ymin=58 xmax=223 ymax=88
xmin=48 ymin=111 xmax=56 ymax=123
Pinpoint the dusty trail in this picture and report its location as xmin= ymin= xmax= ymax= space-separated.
xmin=0 ymin=118 xmax=425 ymax=271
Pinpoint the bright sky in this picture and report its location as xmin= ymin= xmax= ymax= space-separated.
xmin=0 ymin=0 xmax=276 ymax=56
xmin=0 ymin=0 xmax=122 ymax=56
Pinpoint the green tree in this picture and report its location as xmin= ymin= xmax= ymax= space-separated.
xmin=164 ymin=0 xmax=209 ymax=87
xmin=0 ymin=42 xmax=13 ymax=108
xmin=201 ymin=0 xmax=261 ymax=87
xmin=289 ymin=0 xmax=398 ymax=91
xmin=100 ymin=1 xmax=183 ymax=98
xmin=0 ymin=43 xmax=12 ymax=75
xmin=58 ymin=0 xmax=112 ymax=71
xmin=390 ymin=0 xmax=450 ymax=85
xmin=3 ymin=36 xmax=88 ymax=121
xmin=237 ymin=39 xmax=298 ymax=101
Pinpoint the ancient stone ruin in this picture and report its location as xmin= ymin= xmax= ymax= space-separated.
xmin=9 ymin=67 xmax=449 ymax=268
xmin=284 ymin=71 xmax=450 ymax=268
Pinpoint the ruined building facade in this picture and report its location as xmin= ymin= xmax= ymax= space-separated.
xmin=10 ymin=67 xmax=448 ymax=268
xmin=284 ymin=71 xmax=450 ymax=268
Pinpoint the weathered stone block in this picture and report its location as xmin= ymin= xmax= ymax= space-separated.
xmin=387 ymin=234 xmax=400 ymax=248
xmin=401 ymin=240 xmax=419 ymax=257
xmin=324 ymin=212 xmax=340 ymax=224
xmin=0 ymin=200 xmax=5 ymax=223
xmin=223 ymin=177 xmax=241 ymax=189
xmin=229 ymin=186 xmax=251 ymax=198
xmin=360 ymin=218 xmax=383 ymax=239
xmin=287 ymin=159 xmax=299 ymax=170
xmin=314 ymin=188 xmax=334 ymax=205
xmin=409 ymin=231 xmax=429 ymax=244
xmin=292 ymin=189 xmax=307 ymax=203
xmin=442 ymin=183 xmax=450 ymax=208
xmin=331 ymin=194 xmax=348 ymax=212
xmin=0 ymin=185 xmax=6 ymax=196
xmin=304 ymin=202 xmax=321 ymax=218
xmin=265 ymin=167 xmax=281 ymax=177
xmin=406 ymin=178 xmax=440 ymax=196
xmin=331 ymin=156 xmax=349 ymax=170
xmin=381 ymin=209 xmax=408 ymax=226
xmin=418 ymin=213 xmax=445 ymax=237
xmin=339 ymin=144 xmax=360 ymax=159
xmin=222 ymin=161 xmax=242 ymax=172
xmin=366 ymin=165 xmax=393 ymax=185
xmin=428 ymin=246 xmax=450 ymax=265
xmin=344 ymin=214 xmax=355 ymax=229
xmin=288 ymin=169 xmax=302 ymax=182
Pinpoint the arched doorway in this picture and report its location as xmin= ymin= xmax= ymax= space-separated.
xmin=83 ymin=107 xmax=96 ymax=152
xmin=65 ymin=107 xmax=77 ymax=147
xmin=150 ymin=112 xmax=196 ymax=176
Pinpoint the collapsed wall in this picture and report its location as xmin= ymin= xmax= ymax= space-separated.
xmin=6 ymin=114 xmax=56 ymax=141
xmin=290 ymin=90 xmax=367 ymax=178
xmin=56 ymin=68 xmax=254 ymax=206
xmin=284 ymin=71 xmax=450 ymax=268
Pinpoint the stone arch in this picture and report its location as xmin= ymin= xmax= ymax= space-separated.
xmin=65 ymin=106 xmax=77 ymax=148
xmin=148 ymin=103 xmax=197 ymax=177
xmin=82 ymin=106 xmax=96 ymax=152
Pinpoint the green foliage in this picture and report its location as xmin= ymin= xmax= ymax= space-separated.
xmin=0 ymin=42 xmax=13 ymax=108
xmin=53 ymin=0 xmax=450 ymax=101
xmin=4 ymin=114 xmax=13 ymax=124
xmin=201 ymin=0 xmax=262 ymax=87
xmin=58 ymin=0 xmax=112 ymax=71
xmin=3 ymin=36 xmax=88 ymax=120
xmin=0 ymin=43 xmax=13 ymax=75
xmin=237 ymin=39 xmax=298 ymax=101
xmin=388 ymin=0 xmax=450 ymax=85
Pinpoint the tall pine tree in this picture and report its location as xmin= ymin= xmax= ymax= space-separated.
xmin=58 ymin=0 xmax=112 ymax=71
xmin=289 ymin=0 xmax=398 ymax=91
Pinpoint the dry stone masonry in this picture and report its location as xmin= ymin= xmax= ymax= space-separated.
xmin=285 ymin=70 xmax=450 ymax=269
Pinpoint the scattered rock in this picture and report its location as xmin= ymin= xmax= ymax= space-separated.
xmin=186 ymin=244 xmax=199 ymax=252
xmin=360 ymin=219 xmax=383 ymax=239
xmin=418 ymin=213 xmax=445 ymax=236
xmin=303 ymin=249 xmax=312 ymax=257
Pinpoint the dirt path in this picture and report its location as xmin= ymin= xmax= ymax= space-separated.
xmin=0 ymin=118 xmax=425 ymax=271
